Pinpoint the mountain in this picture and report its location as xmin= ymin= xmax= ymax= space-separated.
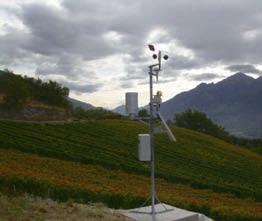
xmin=160 ymin=73 xmax=262 ymax=138
xmin=112 ymin=104 xmax=126 ymax=115
xmin=68 ymin=97 xmax=95 ymax=110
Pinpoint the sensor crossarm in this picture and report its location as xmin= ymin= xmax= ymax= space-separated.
xmin=157 ymin=112 xmax=176 ymax=142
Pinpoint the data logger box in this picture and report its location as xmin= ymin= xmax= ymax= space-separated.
xmin=138 ymin=134 xmax=151 ymax=161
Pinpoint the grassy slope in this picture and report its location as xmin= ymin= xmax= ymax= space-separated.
xmin=0 ymin=119 xmax=261 ymax=220
xmin=0 ymin=119 xmax=260 ymax=199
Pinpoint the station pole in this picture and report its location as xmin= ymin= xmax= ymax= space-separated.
xmin=149 ymin=65 xmax=156 ymax=221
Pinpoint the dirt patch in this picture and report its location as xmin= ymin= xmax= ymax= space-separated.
xmin=0 ymin=194 xmax=133 ymax=221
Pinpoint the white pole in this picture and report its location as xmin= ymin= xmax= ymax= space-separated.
xmin=149 ymin=65 xmax=156 ymax=221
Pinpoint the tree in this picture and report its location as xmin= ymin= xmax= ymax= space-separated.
xmin=174 ymin=109 xmax=229 ymax=139
xmin=3 ymin=68 xmax=13 ymax=73
xmin=3 ymin=77 xmax=29 ymax=109
xmin=0 ymin=70 xmax=70 ymax=109
xmin=174 ymin=109 xmax=262 ymax=154
xmin=138 ymin=109 xmax=149 ymax=118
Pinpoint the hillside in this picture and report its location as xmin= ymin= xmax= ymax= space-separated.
xmin=0 ymin=70 xmax=98 ymax=120
xmin=0 ymin=70 xmax=70 ymax=109
xmin=0 ymin=119 xmax=261 ymax=220
xmin=0 ymin=70 xmax=71 ymax=120
xmin=160 ymin=73 xmax=262 ymax=138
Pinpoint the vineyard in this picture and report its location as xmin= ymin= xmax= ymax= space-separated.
xmin=0 ymin=119 xmax=261 ymax=220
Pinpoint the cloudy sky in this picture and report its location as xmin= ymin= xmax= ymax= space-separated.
xmin=0 ymin=0 xmax=262 ymax=108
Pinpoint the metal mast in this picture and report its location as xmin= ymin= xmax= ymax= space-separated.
xmin=148 ymin=46 xmax=166 ymax=221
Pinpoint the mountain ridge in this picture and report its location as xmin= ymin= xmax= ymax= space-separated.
xmin=68 ymin=97 xmax=95 ymax=110
xmin=160 ymin=73 xmax=262 ymax=138
xmin=112 ymin=104 xmax=126 ymax=115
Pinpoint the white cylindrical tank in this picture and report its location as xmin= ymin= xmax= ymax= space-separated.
xmin=125 ymin=92 xmax=138 ymax=115
xmin=138 ymin=134 xmax=151 ymax=161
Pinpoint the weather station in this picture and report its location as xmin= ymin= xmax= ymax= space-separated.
xmin=121 ymin=45 xmax=212 ymax=221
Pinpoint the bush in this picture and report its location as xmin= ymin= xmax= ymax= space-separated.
xmin=73 ymin=107 xmax=122 ymax=120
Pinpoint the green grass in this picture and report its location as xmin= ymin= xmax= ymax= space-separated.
xmin=0 ymin=119 xmax=261 ymax=202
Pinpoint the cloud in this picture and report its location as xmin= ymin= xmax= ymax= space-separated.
xmin=3 ymin=1 xmax=262 ymax=69
xmin=189 ymin=73 xmax=221 ymax=81
xmin=63 ymin=81 xmax=101 ymax=94
xmin=1 ymin=0 xmax=262 ymax=106
xmin=226 ymin=64 xmax=262 ymax=75
xmin=53 ymin=78 xmax=101 ymax=94
xmin=119 ymin=81 xmax=134 ymax=88
xmin=0 ymin=25 xmax=29 ymax=64
xmin=20 ymin=3 xmax=116 ymax=58
xmin=142 ymin=0 xmax=262 ymax=64
xmin=35 ymin=53 xmax=92 ymax=80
